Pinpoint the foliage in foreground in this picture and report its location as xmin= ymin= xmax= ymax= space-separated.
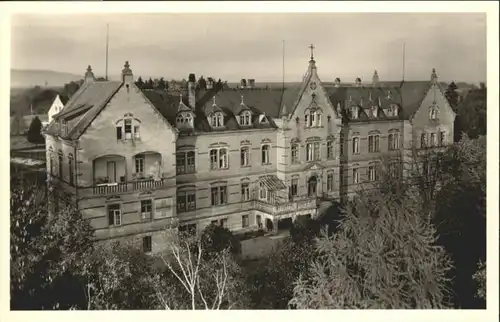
xmin=289 ymin=187 xmax=453 ymax=309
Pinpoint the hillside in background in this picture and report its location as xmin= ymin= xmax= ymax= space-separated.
xmin=11 ymin=69 xmax=83 ymax=88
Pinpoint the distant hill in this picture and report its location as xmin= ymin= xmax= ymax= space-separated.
xmin=10 ymin=69 xmax=83 ymax=88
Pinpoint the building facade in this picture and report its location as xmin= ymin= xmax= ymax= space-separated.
xmin=44 ymin=50 xmax=455 ymax=254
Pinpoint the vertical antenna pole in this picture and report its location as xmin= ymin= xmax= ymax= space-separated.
xmin=402 ymin=42 xmax=406 ymax=81
xmin=282 ymin=40 xmax=285 ymax=91
xmin=106 ymin=23 xmax=109 ymax=81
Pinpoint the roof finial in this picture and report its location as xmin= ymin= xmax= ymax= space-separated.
xmin=431 ymin=68 xmax=438 ymax=83
xmin=124 ymin=61 xmax=130 ymax=69
xmin=369 ymin=91 xmax=372 ymax=101
xmin=179 ymin=91 xmax=183 ymax=103
xmin=212 ymin=95 xmax=217 ymax=106
xmin=241 ymin=94 xmax=244 ymax=105
xmin=87 ymin=65 xmax=92 ymax=72
xmin=309 ymin=44 xmax=315 ymax=61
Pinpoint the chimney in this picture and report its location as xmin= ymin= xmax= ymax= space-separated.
xmin=84 ymin=65 xmax=95 ymax=84
xmin=240 ymin=78 xmax=247 ymax=89
xmin=431 ymin=68 xmax=438 ymax=84
xmin=372 ymin=70 xmax=379 ymax=86
xmin=121 ymin=61 xmax=134 ymax=84
xmin=188 ymin=73 xmax=196 ymax=108
xmin=248 ymin=79 xmax=255 ymax=89
xmin=334 ymin=78 xmax=341 ymax=87
xmin=207 ymin=77 xmax=214 ymax=90
xmin=355 ymin=77 xmax=362 ymax=87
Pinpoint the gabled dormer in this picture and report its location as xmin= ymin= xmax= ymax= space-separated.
xmin=208 ymin=96 xmax=225 ymax=129
xmin=175 ymin=93 xmax=194 ymax=129
xmin=237 ymin=94 xmax=252 ymax=127
xmin=386 ymin=103 xmax=399 ymax=117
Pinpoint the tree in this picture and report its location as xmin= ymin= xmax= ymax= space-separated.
xmin=201 ymin=223 xmax=241 ymax=256
xmin=289 ymin=186 xmax=453 ymax=309
xmin=157 ymin=232 xmax=249 ymax=310
xmin=135 ymin=76 xmax=144 ymax=89
xmin=454 ymin=84 xmax=486 ymax=140
xmin=198 ymin=76 xmax=207 ymax=90
xmin=245 ymin=239 xmax=314 ymax=309
xmin=157 ymin=77 xmax=166 ymax=90
xmin=63 ymin=81 xmax=81 ymax=98
xmin=83 ymin=241 xmax=162 ymax=310
xmin=433 ymin=135 xmax=486 ymax=308
xmin=444 ymin=82 xmax=459 ymax=112
xmin=26 ymin=116 xmax=44 ymax=144
xmin=10 ymin=178 xmax=95 ymax=309
xmin=147 ymin=78 xmax=154 ymax=90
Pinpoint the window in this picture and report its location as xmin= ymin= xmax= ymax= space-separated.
xmin=368 ymin=165 xmax=378 ymax=181
xmin=429 ymin=106 xmax=439 ymax=120
xmin=135 ymin=155 xmax=144 ymax=174
xmin=306 ymin=142 xmax=320 ymax=161
xmin=58 ymin=154 xmax=63 ymax=179
xmin=68 ymin=157 xmax=74 ymax=185
xmin=389 ymin=162 xmax=399 ymax=178
xmin=179 ymin=223 xmax=197 ymax=236
xmin=388 ymin=132 xmax=400 ymax=151
xmin=108 ymin=204 xmax=121 ymax=226
xmin=368 ymin=135 xmax=380 ymax=153
xmin=116 ymin=126 xmax=122 ymax=140
xmin=177 ymin=190 xmax=196 ymax=213
xmin=327 ymin=140 xmax=334 ymax=160
xmin=62 ymin=120 xmax=68 ymax=136
xmin=305 ymin=110 xmax=322 ymax=127
xmin=430 ymin=133 xmax=437 ymax=147
xmin=220 ymin=218 xmax=228 ymax=228
xmin=240 ymin=147 xmax=249 ymax=167
xmin=327 ymin=172 xmax=334 ymax=192
xmin=340 ymin=134 xmax=344 ymax=157
xmin=177 ymin=113 xmax=194 ymax=126
xmin=141 ymin=199 xmax=153 ymax=220
xmin=211 ymin=112 xmax=224 ymax=127
xmin=291 ymin=144 xmax=299 ymax=164
xmin=353 ymin=168 xmax=359 ymax=184
xmin=439 ymin=131 xmax=446 ymax=146
xmin=241 ymin=183 xmax=250 ymax=201
xmin=307 ymin=176 xmax=318 ymax=196
xmin=211 ymin=185 xmax=227 ymax=206
xmin=239 ymin=111 xmax=251 ymax=126
xmin=209 ymin=148 xmax=228 ymax=170
xmin=261 ymin=145 xmax=270 ymax=164
xmin=134 ymin=126 xmax=140 ymax=139
xmin=242 ymin=215 xmax=249 ymax=228
xmin=290 ymin=178 xmax=298 ymax=197
xmin=177 ymin=151 xmax=196 ymax=174
xmin=352 ymin=137 xmax=360 ymax=154
xmin=124 ymin=119 xmax=132 ymax=139
xmin=259 ymin=182 xmax=268 ymax=200
xmin=421 ymin=133 xmax=427 ymax=148
xmin=351 ymin=107 xmax=358 ymax=119
xmin=142 ymin=236 xmax=152 ymax=253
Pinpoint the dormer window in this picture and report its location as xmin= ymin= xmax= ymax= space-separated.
xmin=351 ymin=106 xmax=358 ymax=119
xmin=387 ymin=104 xmax=398 ymax=117
xmin=371 ymin=105 xmax=378 ymax=118
xmin=176 ymin=112 xmax=194 ymax=127
xmin=239 ymin=111 xmax=252 ymax=126
xmin=211 ymin=112 xmax=224 ymax=128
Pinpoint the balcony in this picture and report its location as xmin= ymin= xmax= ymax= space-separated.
xmin=80 ymin=178 xmax=166 ymax=197
xmin=253 ymin=195 xmax=318 ymax=217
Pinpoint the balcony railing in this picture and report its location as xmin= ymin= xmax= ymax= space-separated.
xmin=254 ymin=195 xmax=317 ymax=216
xmin=81 ymin=178 xmax=165 ymax=197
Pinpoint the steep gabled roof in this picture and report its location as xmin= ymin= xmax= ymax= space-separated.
xmin=45 ymin=81 xmax=122 ymax=139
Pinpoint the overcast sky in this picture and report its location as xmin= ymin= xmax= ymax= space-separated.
xmin=11 ymin=13 xmax=486 ymax=83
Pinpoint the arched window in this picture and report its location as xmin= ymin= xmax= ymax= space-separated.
xmin=352 ymin=137 xmax=360 ymax=154
xmin=240 ymin=146 xmax=249 ymax=166
xmin=68 ymin=154 xmax=74 ymax=185
xmin=211 ymin=112 xmax=224 ymax=128
xmin=291 ymin=144 xmax=299 ymax=164
xmin=305 ymin=109 xmax=323 ymax=127
xmin=307 ymin=176 xmax=318 ymax=196
xmin=116 ymin=117 xmax=141 ymax=140
xmin=209 ymin=148 xmax=228 ymax=170
xmin=261 ymin=145 xmax=270 ymax=164
xmin=429 ymin=105 xmax=439 ymax=120
xmin=239 ymin=111 xmax=251 ymax=126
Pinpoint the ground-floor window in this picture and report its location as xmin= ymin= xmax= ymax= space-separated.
xmin=142 ymin=235 xmax=152 ymax=253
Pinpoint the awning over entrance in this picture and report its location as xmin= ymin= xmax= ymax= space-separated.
xmin=259 ymin=175 xmax=287 ymax=191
